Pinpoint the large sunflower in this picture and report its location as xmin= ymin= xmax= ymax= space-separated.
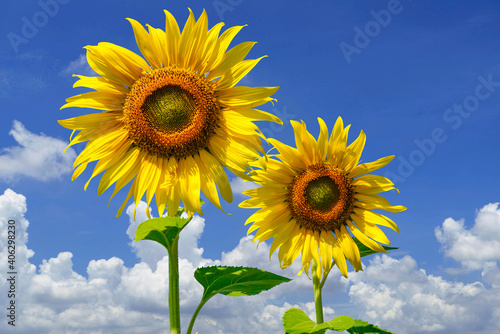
xmin=240 ymin=117 xmax=406 ymax=278
xmin=59 ymin=9 xmax=281 ymax=218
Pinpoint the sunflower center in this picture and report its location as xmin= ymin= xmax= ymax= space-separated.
xmin=305 ymin=176 xmax=340 ymax=212
xmin=123 ymin=67 xmax=220 ymax=159
xmin=142 ymin=85 xmax=196 ymax=133
xmin=288 ymin=163 xmax=354 ymax=232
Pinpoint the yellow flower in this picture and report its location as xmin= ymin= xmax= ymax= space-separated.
xmin=59 ymin=9 xmax=281 ymax=218
xmin=240 ymin=117 xmax=406 ymax=278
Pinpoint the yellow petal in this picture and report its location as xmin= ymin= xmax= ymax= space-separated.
xmin=116 ymin=178 xmax=137 ymax=218
xmin=99 ymin=147 xmax=141 ymax=198
xmin=82 ymin=137 xmax=130 ymax=190
xmin=317 ymin=118 xmax=329 ymax=162
xmin=72 ymin=75 xmax=129 ymax=95
xmin=351 ymin=214 xmax=391 ymax=244
xmin=253 ymin=213 xmax=290 ymax=243
xmin=330 ymin=233 xmax=348 ymax=277
xmin=147 ymin=25 xmax=168 ymax=67
xmin=353 ymin=174 xmax=397 ymax=193
xmin=85 ymin=44 xmax=144 ymax=86
xmin=193 ymin=153 xmax=225 ymax=213
xmin=218 ymin=86 xmax=279 ymax=108
xmin=290 ymin=120 xmax=315 ymax=165
xmin=347 ymin=221 xmax=386 ymax=253
xmin=228 ymin=106 xmax=283 ymax=125
xmin=73 ymin=129 xmax=128 ymax=168
xmin=184 ymin=9 xmax=209 ymax=70
xmin=199 ymin=149 xmax=232 ymax=203
xmin=97 ymin=42 xmax=150 ymax=76
xmin=205 ymin=25 xmax=246 ymax=71
xmin=72 ymin=163 xmax=88 ymax=181
xmin=197 ymin=22 xmax=225 ymax=74
xmin=355 ymin=200 xmax=407 ymax=213
xmin=349 ymin=155 xmax=395 ymax=178
xmin=163 ymin=10 xmax=181 ymax=65
xmin=353 ymin=208 xmax=399 ymax=233
xmin=208 ymin=41 xmax=256 ymax=81
xmin=217 ymin=56 xmax=267 ymax=90
xmin=179 ymin=156 xmax=202 ymax=216
xmin=58 ymin=112 xmax=120 ymax=130
xmin=326 ymin=116 xmax=343 ymax=160
xmin=340 ymin=130 xmax=366 ymax=171
xmin=319 ymin=231 xmax=334 ymax=275
xmin=268 ymin=138 xmax=306 ymax=171
xmin=279 ymin=225 xmax=304 ymax=268
xmin=61 ymin=92 xmax=123 ymax=111
xmin=337 ymin=225 xmax=362 ymax=271
xmin=126 ymin=18 xmax=162 ymax=69
xmin=84 ymin=47 xmax=131 ymax=86
xmin=178 ymin=8 xmax=196 ymax=68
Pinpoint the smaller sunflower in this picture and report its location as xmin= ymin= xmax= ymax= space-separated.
xmin=240 ymin=117 xmax=406 ymax=278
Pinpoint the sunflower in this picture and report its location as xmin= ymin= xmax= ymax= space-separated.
xmin=58 ymin=9 xmax=281 ymax=218
xmin=240 ymin=117 xmax=406 ymax=278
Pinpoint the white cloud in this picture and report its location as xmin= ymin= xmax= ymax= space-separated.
xmin=61 ymin=54 xmax=97 ymax=77
xmin=2 ymin=189 xmax=500 ymax=334
xmin=229 ymin=177 xmax=258 ymax=198
xmin=435 ymin=202 xmax=500 ymax=271
xmin=346 ymin=254 xmax=499 ymax=334
xmin=0 ymin=189 xmax=317 ymax=333
xmin=0 ymin=121 xmax=76 ymax=182
xmin=346 ymin=204 xmax=500 ymax=334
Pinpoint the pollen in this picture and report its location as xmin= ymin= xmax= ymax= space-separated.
xmin=288 ymin=163 xmax=355 ymax=231
xmin=123 ymin=66 xmax=220 ymax=158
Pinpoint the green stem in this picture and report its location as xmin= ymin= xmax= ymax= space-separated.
xmin=186 ymin=297 xmax=210 ymax=334
xmin=168 ymin=236 xmax=181 ymax=334
xmin=319 ymin=259 xmax=335 ymax=290
xmin=311 ymin=259 xmax=324 ymax=324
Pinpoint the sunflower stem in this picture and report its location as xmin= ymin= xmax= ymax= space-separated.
xmin=168 ymin=236 xmax=181 ymax=334
xmin=319 ymin=259 xmax=335 ymax=290
xmin=186 ymin=297 xmax=209 ymax=334
xmin=311 ymin=259 xmax=324 ymax=324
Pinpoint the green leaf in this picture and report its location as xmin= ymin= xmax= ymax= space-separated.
xmin=134 ymin=216 xmax=191 ymax=250
xmin=194 ymin=266 xmax=291 ymax=299
xmin=346 ymin=319 xmax=394 ymax=334
xmin=188 ymin=266 xmax=291 ymax=334
xmin=283 ymin=308 xmax=354 ymax=333
xmin=353 ymin=237 xmax=398 ymax=258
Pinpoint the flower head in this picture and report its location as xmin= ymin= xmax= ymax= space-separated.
xmin=59 ymin=9 xmax=281 ymax=218
xmin=240 ymin=117 xmax=406 ymax=278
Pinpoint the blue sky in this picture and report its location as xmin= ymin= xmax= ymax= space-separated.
xmin=1 ymin=0 xmax=500 ymax=333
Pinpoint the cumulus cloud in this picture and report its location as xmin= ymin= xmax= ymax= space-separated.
xmin=346 ymin=254 xmax=500 ymax=334
xmin=0 ymin=189 xmax=321 ymax=334
xmin=345 ymin=204 xmax=500 ymax=334
xmin=61 ymin=54 xmax=96 ymax=77
xmin=3 ymin=189 xmax=500 ymax=334
xmin=0 ymin=121 xmax=76 ymax=182
xmin=435 ymin=202 xmax=500 ymax=271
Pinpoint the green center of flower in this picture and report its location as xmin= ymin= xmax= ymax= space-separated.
xmin=142 ymin=85 xmax=196 ymax=133
xmin=305 ymin=176 xmax=340 ymax=212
